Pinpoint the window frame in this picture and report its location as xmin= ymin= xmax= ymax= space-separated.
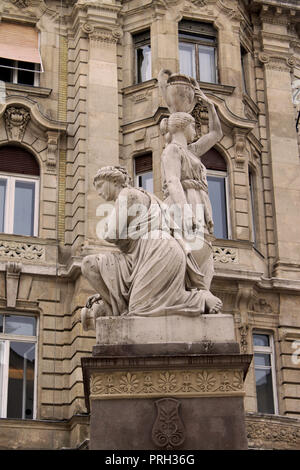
xmin=253 ymin=331 xmax=279 ymax=415
xmin=206 ymin=169 xmax=231 ymax=240
xmin=178 ymin=22 xmax=218 ymax=84
xmin=0 ymin=313 xmax=38 ymax=420
xmin=0 ymin=172 xmax=40 ymax=237
xmin=132 ymin=30 xmax=151 ymax=84
xmin=0 ymin=59 xmax=40 ymax=87
xmin=248 ymin=168 xmax=257 ymax=246
xmin=134 ymin=155 xmax=153 ymax=193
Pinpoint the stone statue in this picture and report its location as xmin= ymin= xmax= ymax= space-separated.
xmin=81 ymin=166 xmax=222 ymax=331
xmin=158 ymin=69 xmax=223 ymax=289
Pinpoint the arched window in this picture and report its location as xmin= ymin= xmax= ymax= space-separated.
xmin=202 ymin=148 xmax=230 ymax=239
xmin=134 ymin=152 xmax=153 ymax=192
xmin=0 ymin=146 xmax=40 ymax=236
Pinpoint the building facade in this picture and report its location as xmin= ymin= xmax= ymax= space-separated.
xmin=0 ymin=0 xmax=300 ymax=449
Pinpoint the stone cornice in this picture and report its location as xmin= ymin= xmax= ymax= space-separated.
xmin=248 ymin=0 xmax=300 ymax=22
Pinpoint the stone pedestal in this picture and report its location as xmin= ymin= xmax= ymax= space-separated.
xmin=81 ymin=315 xmax=252 ymax=450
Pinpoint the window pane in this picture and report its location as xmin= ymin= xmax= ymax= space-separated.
xmin=138 ymin=172 xmax=153 ymax=193
xmin=17 ymin=61 xmax=35 ymax=86
xmin=5 ymin=315 xmax=36 ymax=336
xmin=0 ymin=58 xmax=14 ymax=82
xmin=0 ymin=340 xmax=5 ymax=416
xmin=254 ymin=353 xmax=271 ymax=367
xmin=253 ymin=334 xmax=270 ymax=347
xmin=13 ymin=180 xmax=35 ymax=236
xmin=255 ymin=368 xmax=275 ymax=414
xmin=0 ymin=178 xmax=7 ymax=232
xmin=198 ymin=45 xmax=216 ymax=83
xmin=207 ymin=176 xmax=228 ymax=239
xmin=7 ymin=341 xmax=35 ymax=419
xmin=179 ymin=42 xmax=196 ymax=78
xmin=0 ymin=314 xmax=3 ymax=333
xmin=136 ymin=45 xmax=151 ymax=83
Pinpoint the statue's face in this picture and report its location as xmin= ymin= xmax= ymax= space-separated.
xmin=96 ymin=179 xmax=116 ymax=201
xmin=184 ymin=121 xmax=196 ymax=144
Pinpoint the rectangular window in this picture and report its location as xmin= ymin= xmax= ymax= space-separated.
xmin=0 ymin=314 xmax=37 ymax=419
xmin=249 ymin=170 xmax=256 ymax=246
xmin=207 ymin=171 xmax=229 ymax=239
xmin=133 ymin=30 xmax=151 ymax=84
xmin=135 ymin=154 xmax=153 ymax=193
xmin=0 ymin=58 xmax=40 ymax=87
xmin=0 ymin=174 xmax=39 ymax=237
xmin=253 ymin=333 xmax=278 ymax=415
xmin=179 ymin=20 xmax=217 ymax=84
xmin=0 ymin=178 xmax=7 ymax=232
xmin=241 ymin=46 xmax=249 ymax=94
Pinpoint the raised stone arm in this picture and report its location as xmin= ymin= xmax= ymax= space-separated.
xmin=189 ymin=88 xmax=223 ymax=158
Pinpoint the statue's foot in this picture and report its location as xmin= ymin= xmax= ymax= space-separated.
xmin=205 ymin=292 xmax=223 ymax=314
xmin=86 ymin=293 xmax=101 ymax=308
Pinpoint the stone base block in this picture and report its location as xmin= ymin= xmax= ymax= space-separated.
xmin=95 ymin=314 xmax=235 ymax=345
xmin=82 ymin=349 xmax=252 ymax=450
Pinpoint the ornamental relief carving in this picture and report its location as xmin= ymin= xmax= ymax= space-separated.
xmin=213 ymin=247 xmax=238 ymax=263
xmin=89 ymin=369 xmax=244 ymax=399
xmin=257 ymin=53 xmax=296 ymax=72
xmin=246 ymin=420 xmax=300 ymax=449
xmin=82 ymin=22 xmax=123 ymax=45
xmin=0 ymin=240 xmax=45 ymax=261
xmin=4 ymin=106 xmax=30 ymax=141
xmin=152 ymin=398 xmax=185 ymax=450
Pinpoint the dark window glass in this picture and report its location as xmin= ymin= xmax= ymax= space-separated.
xmin=7 ymin=341 xmax=35 ymax=419
xmin=5 ymin=315 xmax=36 ymax=336
xmin=0 ymin=178 xmax=6 ymax=232
xmin=253 ymin=334 xmax=269 ymax=347
xmin=17 ymin=61 xmax=35 ymax=86
xmin=137 ymin=173 xmax=153 ymax=192
xmin=13 ymin=180 xmax=35 ymax=236
xmin=0 ymin=58 xmax=14 ymax=82
xmin=133 ymin=30 xmax=151 ymax=83
xmin=136 ymin=45 xmax=151 ymax=83
xmin=254 ymin=367 xmax=275 ymax=414
xmin=0 ymin=314 xmax=3 ymax=333
xmin=207 ymin=175 xmax=228 ymax=239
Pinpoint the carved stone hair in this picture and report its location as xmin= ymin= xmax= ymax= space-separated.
xmin=93 ymin=166 xmax=132 ymax=188
xmin=160 ymin=112 xmax=195 ymax=143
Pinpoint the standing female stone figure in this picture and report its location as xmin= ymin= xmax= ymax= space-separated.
xmin=160 ymin=86 xmax=223 ymax=290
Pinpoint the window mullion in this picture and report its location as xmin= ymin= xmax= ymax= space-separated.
xmin=12 ymin=61 xmax=18 ymax=84
xmin=0 ymin=340 xmax=9 ymax=418
xmin=7 ymin=176 xmax=15 ymax=234
xmin=195 ymin=44 xmax=200 ymax=82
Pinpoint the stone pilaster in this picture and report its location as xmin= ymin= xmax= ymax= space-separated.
xmin=258 ymin=10 xmax=300 ymax=280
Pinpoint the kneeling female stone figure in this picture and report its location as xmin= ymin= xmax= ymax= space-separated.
xmin=81 ymin=166 xmax=222 ymax=330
